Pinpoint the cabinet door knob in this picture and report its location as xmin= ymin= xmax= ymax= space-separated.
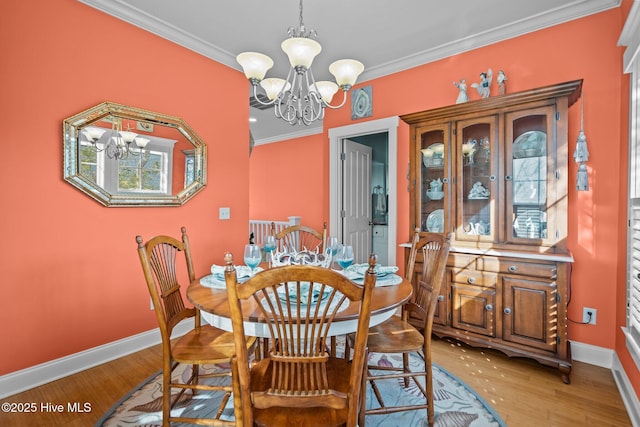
xmin=442 ymin=177 xmax=449 ymax=184
xmin=467 ymin=277 xmax=476 ymax=284
xmin=486 ymin=304 xmax=493 ymax=311
xmin=505 ymin=175 xmax=512 ymax=181
xmin=437 ymin=295 xmax=444 ymax=302
xmin=504 ymin=307 xmax=512 ymax=314
xmin=490 ymin=175 xmax=496 ymax=181
xmin=508 ymin=265 xmax=517 ymax=273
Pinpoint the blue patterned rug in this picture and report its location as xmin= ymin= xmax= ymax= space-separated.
xmin=96 ymin=348 xmax=505 ymax=427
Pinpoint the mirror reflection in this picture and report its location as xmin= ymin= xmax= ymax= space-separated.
xmin=64 ymin=102 xmax=206 ymax=206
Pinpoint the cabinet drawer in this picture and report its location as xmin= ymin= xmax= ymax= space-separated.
xmin=480 ymin=258 xmax=557 ymax=278
xmin=450 ymin=270 xmax=497 ymax=288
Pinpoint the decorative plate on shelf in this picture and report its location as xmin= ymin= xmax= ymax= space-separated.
xmin=513 ymin=131 xmax=546 ymax=158
xmin=426 ymin=209 xmax=444 ymax=232
xmin=421 ymin=143 xmax=445 ymax=167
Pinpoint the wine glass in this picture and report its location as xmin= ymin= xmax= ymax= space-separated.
xmin=263 ymin=235 xmax=276 ymax=268
xmin=326 ymin=236 xmax=339 ymax=268
xmin=244 ymin=244 xmax=262 ymax=275
xmin=336 ymin=245 xmax=354 ymax=270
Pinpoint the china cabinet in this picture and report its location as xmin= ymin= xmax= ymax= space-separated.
xmin=401 ymin=80 xmax=582 ymax=383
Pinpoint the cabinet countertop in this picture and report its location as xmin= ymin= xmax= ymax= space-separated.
xmin=399 ymin=242 xmax=573 ymax=263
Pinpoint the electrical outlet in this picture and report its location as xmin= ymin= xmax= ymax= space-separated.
xmin=582 ymin=307 xmax=597 ymax=325
xmin=219 ymin=207 xmax=230 ymax=220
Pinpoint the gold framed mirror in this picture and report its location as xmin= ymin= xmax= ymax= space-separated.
xmin=63 ymin=102 xmax=206 ymax=206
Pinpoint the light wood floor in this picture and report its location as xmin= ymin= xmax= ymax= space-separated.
xmin=0 ymin=337 xmax=632 ymax=427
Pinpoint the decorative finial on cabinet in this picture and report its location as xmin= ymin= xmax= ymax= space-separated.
xmin=453 ymin=79 xmax=468 ymax=103
xmin=497 ymin=70 xmax=507 ymax=95
xmin=471 ymin=68 xmax=492 ymax=98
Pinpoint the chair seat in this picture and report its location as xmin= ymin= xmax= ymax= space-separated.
xmin=249 ymin=357 xmax=353 ymax=427
xmin=173 ymin=324 xmax=255 ymax=364
xmin=365 ymin=315 xmax=425 ymax=354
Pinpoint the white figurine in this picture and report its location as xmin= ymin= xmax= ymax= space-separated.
xmin=453 ymin=79 xmax=468 ymax=104
xmin=497 ymin=70 xmax=507 ymax=95
xmin=471 ymin=68 xmax=493 ymax=98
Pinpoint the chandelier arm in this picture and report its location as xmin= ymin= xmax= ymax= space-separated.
xmin=250 ymin=83 xmax=277 ymax=106
xmin=126 ymin=142 xmax=141 ymax=157
xmin=322 ymin=90 xmax=349 ymax=109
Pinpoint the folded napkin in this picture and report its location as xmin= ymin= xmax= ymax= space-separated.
xmin=342 ymin=264 xmax=399 ymax=280
xmin=210 ymin=265 xmax=261 ymax=282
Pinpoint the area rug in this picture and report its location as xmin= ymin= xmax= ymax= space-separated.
xmin=96 ymin=351 xmax=505 ymax=427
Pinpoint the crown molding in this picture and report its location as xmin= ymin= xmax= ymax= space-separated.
xmin=253 ymin=125 xmax=323 ymax=146
xmin=79 ymin=0 xmax=620 ymax=83
xmin=77 ymin=0 xmax=238 ymax=69
xmin=619 ymin=0 xmax=640 ymax=72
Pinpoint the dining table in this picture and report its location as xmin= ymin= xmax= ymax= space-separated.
xmin=186 ymin=265 xmax=413 ymax=339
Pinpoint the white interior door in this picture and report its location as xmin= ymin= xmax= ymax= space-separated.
xmin=342 ymin=139 xmax=372 ymax=264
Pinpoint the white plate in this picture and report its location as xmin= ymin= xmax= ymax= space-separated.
xmin=351 ymin=274 xmax=403 ymax=287
xmin=513 ymin=131 xmax=546 ymax=158
xmin=426 ymin=209 xmax=444 ymax=232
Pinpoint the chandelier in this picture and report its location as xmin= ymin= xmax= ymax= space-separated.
xmin=81 ymin=117 xmax=150 ymax=160
xmin=236 ymin=0 xmax=364 ymax=125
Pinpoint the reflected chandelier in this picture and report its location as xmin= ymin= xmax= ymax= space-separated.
xmin=82 ymin=117 xmax=150 ymax=160
xmin=236 ymin=0 xmax=364 ymax=126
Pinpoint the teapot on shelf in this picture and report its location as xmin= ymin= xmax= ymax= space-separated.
xmin=429 ymin=178 xmax=443 ymax=192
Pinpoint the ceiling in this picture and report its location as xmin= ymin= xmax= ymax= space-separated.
xmin=79 ymin=0 xmax=617 ymax=143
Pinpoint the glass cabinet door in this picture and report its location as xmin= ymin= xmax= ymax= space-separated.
xmin=505 ymin=107 xmax=554 ymax=245
xmin=455 ymin=117 xmax=497 ymax=242
xmin=418 ymin=125 xmax=449 ymax=233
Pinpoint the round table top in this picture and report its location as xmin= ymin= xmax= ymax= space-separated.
xmin=187 ymin=273 xmax=413 ymax=338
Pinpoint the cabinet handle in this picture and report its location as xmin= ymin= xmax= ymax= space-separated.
xmin=442 ymin=177 xmax=449 ymax=184
xmin=508 ymin=265 xmax=517 ymax=273
xmin=505 ymin=175 xmax=512 ymax=181
xmin=486 ymin=304 xmax=493 ymax=311
xmin=437 ymin=295 xmax=444 ymax=302
xmin=467 ymin=277 xmax=476 ymax=284
xmin=504 ymin=307 xmax=512 ymax=314
xmin=489 ymin=175 xmax=496 ymax=181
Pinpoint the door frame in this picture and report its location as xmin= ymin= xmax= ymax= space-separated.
xmin=328 ymin=116 xmax=399 ymax=265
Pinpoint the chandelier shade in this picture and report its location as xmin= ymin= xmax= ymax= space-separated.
xmin=329 ymin=59 xmax=365 ymax=89
xmin=236 ymin=0 xmax=363 ymax=126
xmin=311 ymin=81 xmax=339 ymax=104
xmin=260 ymin=78 xmax=291 ymax=101
xmin=281 ymin=37 xmax=321 ymax=69
xmin=236 ymin=52 xmax=274 ymax=82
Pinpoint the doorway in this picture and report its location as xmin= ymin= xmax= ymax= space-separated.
xmin=328 ymin=117 xmax=399 ymax=266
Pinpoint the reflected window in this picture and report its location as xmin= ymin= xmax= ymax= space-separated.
xmin=79 ymin=136 xmax=175 ymax=195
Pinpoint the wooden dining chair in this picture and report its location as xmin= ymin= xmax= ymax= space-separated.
xmin=224 ymin=252 xmax=377 ymax=427
xmin=136 ymin=227 xmax=256 ymax=427
xmin=271 ymin=221 xmax=328 ymax=253
xmin=349 ymin=230 xmax=451 ymax=427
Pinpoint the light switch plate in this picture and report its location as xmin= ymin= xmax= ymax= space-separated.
xmin=219 ymin=207 xmax=230 ymax=220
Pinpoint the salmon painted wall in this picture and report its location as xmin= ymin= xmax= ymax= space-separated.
xmin=251 ymin=7 xmax=640 ymax=395
xmin=0 ymin=1 xmax=251 ymax=375
xmin=249 ymin=133 xmax=327 ymax=232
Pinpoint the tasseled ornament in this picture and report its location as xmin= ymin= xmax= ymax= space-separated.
xmin=573 ymin=130 xmax=589 ymax=163
xmin=573 ymin=95 xmax=590 ymax=191
xmin=576 ymin=163 xmax=589 ymax=191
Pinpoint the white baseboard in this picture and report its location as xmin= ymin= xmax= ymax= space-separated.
xmin=570 ymin=340 xmax=615 ymax=368
xmin=612 ymin=353 xmax=640 ymax=427
xmin=0 ymin=321 xmax=191 ymax=399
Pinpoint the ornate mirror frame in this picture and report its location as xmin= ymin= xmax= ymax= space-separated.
xmin=63 ymin=102 xmax=206 ymax=206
